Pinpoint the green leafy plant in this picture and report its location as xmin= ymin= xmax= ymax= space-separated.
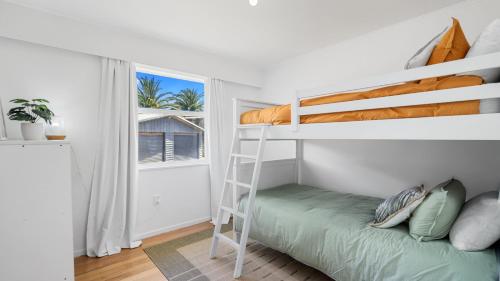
xmin=7 ymin=98 xmax=54 ymax=124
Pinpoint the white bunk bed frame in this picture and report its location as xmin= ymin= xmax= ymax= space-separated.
xmin=210 ymin=52 xmax=500 ymax=278
xmin=237 ymin=52 xmax=500 ymax=141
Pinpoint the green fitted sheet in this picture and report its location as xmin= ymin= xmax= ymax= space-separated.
xmin=236 ymin=184 xmax=497 ymax=281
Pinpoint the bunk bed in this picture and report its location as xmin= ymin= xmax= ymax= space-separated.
xmin=235 ymin=52 xmax=500 ymax=141
xmin=210 ymin=52 xmax=500 ymax=280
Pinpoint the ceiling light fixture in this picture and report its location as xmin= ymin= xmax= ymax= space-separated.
xmin=249 ymin=0 xmax=258 ymax=6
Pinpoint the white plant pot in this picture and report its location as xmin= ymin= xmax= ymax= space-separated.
xmin=20 ymin=123 xmax=45 ymax=140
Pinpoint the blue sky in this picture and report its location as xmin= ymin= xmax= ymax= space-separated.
xmin=136 ymin=72 xmax=204 ymax=103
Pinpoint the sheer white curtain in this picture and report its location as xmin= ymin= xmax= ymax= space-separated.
xmin=86 ymin=58 xmax=141 ymax=257
xmin=207 ymin=78 xmax=230 ymax=223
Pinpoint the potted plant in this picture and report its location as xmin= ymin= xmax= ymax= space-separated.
xmin=7 ymin=98 xmax=54 ymax=140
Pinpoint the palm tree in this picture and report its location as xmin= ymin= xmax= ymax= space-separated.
xmin=170 ymin=88 xmax=204 ymax=111
xmin=137 ymin=76 xmax=172 ymax=108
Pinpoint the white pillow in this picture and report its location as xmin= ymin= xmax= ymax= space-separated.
xmin=462 ymin=19 xmax=500 ymax=83
xmin=405 ymin=27 xmax=448 ymax=70
xmin=449 ymin=191 xmax=500 ymax=251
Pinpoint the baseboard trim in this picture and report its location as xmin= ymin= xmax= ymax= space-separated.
xmin=73 ymin=217 xmax=211 ymax=257
xmin=74 ymin=248 xmax=86 ymax=257
xmin=134 ymin=216 xmax=212 ymax=240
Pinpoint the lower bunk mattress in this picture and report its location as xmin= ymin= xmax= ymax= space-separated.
xmin=240 ymin=76 xmax=500 ymax=125
xmin=236 ymin=184 xmax=497 ymax=281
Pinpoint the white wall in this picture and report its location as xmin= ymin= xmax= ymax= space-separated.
xmin=0 ymin=37 xmax=99 ymax=256
xmin=263 ymin=0 xmax=500 ymax=198
xmin=302 ymin=140 xmax=500 ymax=199
xmin=0 ymin=36 xmax=272 ymax=256
xmin=0 ymin=35 xmax=294 ymax=256
xmin=135 ymin=164 xmax=212 ymax=239
xmin=0 ymin=1 xmax=263 ymax=88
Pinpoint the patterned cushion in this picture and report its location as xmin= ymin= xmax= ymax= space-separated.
xmin=371 ymin=185 xmax=427 ymax=228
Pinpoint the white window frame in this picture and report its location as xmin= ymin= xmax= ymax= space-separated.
xmin=136 ymin=64 xmax=209 ymax=170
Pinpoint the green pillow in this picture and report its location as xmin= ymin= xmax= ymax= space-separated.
xmin=409 ymin=179 xmax=466 ymax=242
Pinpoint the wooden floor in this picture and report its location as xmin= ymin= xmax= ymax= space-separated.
xmin=74 ymin=221 xmax=213 ymax=281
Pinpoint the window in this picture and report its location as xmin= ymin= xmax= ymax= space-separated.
xmin=136 ymin=65 xmax=207 ymax=165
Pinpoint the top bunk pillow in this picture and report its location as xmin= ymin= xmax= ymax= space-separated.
xmin=405 ymin=27 xmax=448 ymax=70
xmin=418 ymin=18 xmax=470 ymax=83
xmin=409 ymin=179 xmax=466 ymax=242
xmin=425 ymin=18 xmax=470 ymax=66
xmin=461 ymin=19 xmax=500 ymax=83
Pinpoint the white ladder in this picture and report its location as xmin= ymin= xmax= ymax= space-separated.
xmin=209 ymin=125 xmax=268 ymax=278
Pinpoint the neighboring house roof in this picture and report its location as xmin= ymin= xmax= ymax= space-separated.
xmin=138 ymin=113 xmax=204 ymax=132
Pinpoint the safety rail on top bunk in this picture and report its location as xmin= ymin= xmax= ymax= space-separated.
xmin=232 ymin=98 xmax=277 ymax=127
xmin=287 ymin=51 xmax=500 ymax=130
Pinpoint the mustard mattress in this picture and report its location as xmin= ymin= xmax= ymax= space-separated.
xmin=240 ymin=76 xmax=487 ymax=125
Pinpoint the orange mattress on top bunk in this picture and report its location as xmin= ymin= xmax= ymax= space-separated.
xmin=240 ymin=76 xmax=483 ymax=125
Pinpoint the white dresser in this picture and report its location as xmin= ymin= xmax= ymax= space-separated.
xmin=0 ymin=141 xmax=74 ymax=281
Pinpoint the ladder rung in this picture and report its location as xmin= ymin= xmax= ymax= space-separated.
xmin=226 ymin=180 xmax=252 ymax=189
xmin=231 ymin=153 xmax=257 ymax=160
xmin=221 ymin=206 xmax=245 ymax=218
xmin=215 ymin=233 xmax=240 ymax=250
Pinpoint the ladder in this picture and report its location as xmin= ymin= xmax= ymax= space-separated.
xmin=209 ymin=124 xmax=268 ymax=278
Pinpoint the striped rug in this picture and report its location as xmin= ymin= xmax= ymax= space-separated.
xmin=144 ymin=224 xmax=332 ymax=281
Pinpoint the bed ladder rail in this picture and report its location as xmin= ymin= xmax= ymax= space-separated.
xmin=209 ymin=125 xmax=268 ymax=278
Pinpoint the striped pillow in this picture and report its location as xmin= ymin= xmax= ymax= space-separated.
xmin=371 ymin=185 xmax=427 ymax=228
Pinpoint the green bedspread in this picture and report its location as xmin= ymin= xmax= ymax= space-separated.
xmin=237 ymin=184 xmax=497 ymax=281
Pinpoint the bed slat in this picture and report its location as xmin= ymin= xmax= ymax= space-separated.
xmin=297 ymin=52 xmax=500 ymax=98
xmin=239 ymin=113 xmax=500 ymax=140
xmin=299 ymin=83 xmax=500 ymax=116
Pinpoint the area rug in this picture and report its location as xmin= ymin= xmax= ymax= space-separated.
xmin=144 ymin=224 xmax=332 ymax=281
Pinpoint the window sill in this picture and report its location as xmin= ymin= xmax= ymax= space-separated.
xmin=138 ymin=160 xmax=209 ymax=171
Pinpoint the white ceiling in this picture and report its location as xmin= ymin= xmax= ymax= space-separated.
xmin=6 ymin=0 xmax=463 ymax=67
